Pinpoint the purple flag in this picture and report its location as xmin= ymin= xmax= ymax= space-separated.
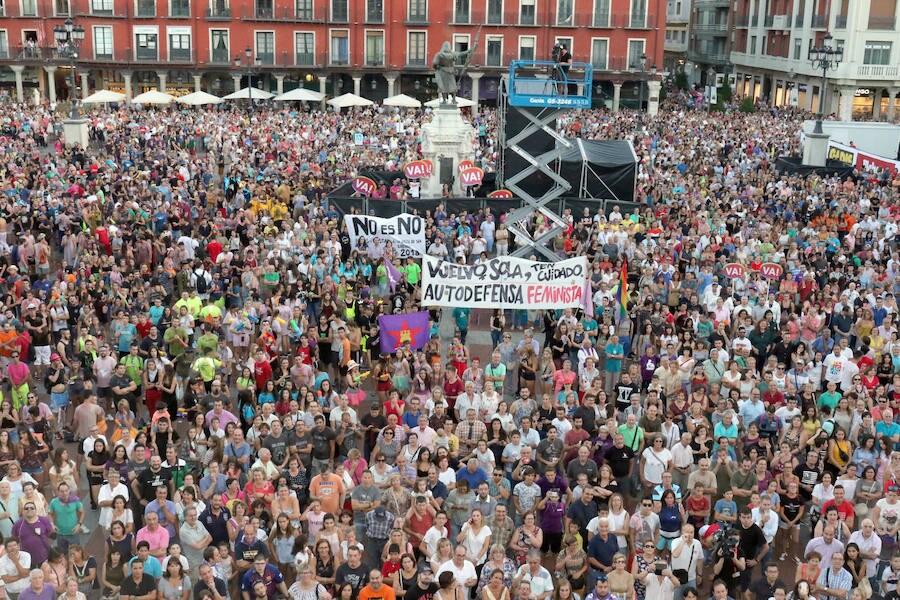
xmin=378 ymin=311 xmax=430 ymax=354
xmin=385 ymin=258 xmax=403 ymax=293
xmin=582 ymin=277 xmax=594 ymax=317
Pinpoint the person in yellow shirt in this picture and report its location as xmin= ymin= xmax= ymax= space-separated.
xmin=185 ymin=291 xmax=203 ymax=318
xmin=191 ymin=349 xmax=222 ymax=392
xmin=173 ymin=292 xmax=192 ymax=316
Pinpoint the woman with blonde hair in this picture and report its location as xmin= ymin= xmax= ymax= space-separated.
xmin=430 ymin=538 xmax=454 ymax=573
xmin=607 ymin=552 xmax=634 ymax=600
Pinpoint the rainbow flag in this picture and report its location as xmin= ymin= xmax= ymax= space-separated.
xmin=615 ymin=260 xmax=628 ymax=319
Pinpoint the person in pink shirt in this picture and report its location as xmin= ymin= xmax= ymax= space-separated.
xmin=552 ymin=359 xmax=577 ymax=395
xmin=135 ymin=511 xmax=170 ymax=559
xmin=205 ymin=398 xmax=239 ymax=428
xmin=6 ymin=349 xmax=32 ymax=410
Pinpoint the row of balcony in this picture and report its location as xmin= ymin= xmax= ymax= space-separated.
xmin=686 ymin=49 xmax=729 ymax=64
xmin=0 ymin=3 xmax=655 ymax=28
xmin=0 ymin=44 xmax=642 ymax=73
xmin=730 ymin=51 xmax=900 ymax=81
xmin=733 ymin=13 xmax=829 ymax=29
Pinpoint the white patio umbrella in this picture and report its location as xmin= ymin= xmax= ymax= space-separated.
xmin=273 ymin=88 xmax=325 ymax=102
xmin=176 ymin=91 xmax=223 ymax=106
xmin=81 ymin=90 xmax=126 ymax=104
xmin=130 ymin=90 xmax=176 ymax=105
xmin=424 ymin=97 xmax=475 ymax=108
xmin=326 ymin=93 xmax=375 ymax=109
xmin=382 ymin=93 xmax=422 ymax=108
xmin=223 ymin=87 xmax=274 ymax=100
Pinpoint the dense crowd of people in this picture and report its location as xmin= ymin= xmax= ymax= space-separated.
xmin=0 ymin=91 xmax=894 ymax=600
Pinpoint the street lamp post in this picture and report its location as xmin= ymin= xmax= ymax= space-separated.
xmin=53 ymin=17 xmax=85 ymax=120
xmin=808 ymin=32 xmax=843 ymax=134
xmin=637 ymin=52 xmax=647 ymax=111
xmin=235 ymin=46 xmax=260 ymax=114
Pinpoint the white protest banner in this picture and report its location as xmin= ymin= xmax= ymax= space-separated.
xmin=344 ymin=213 xmax=425 ymax=258
xmin=421 ymin=255 xmax=588 ymax=309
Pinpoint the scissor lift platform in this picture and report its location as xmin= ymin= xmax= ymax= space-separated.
xmin=507 ymin=60 xmax=594 ymax=109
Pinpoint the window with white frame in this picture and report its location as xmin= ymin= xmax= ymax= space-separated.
xmin=331 ymin=0 xmax=348 ymax=21
xmin=407 ymin=0 xmax=426 ymax=20
xmin=295 ymin=32 xmax=314 ymax=65
xmin=366 ymin=0 xmax=382 ymax=22
xmin=255 ymin=31 xmax=274 ymax=64
xmin=168 ymin=32 xmax=190 ymax=60
xmin=295 ymin=0 xmax=313 ymax=18
xmin=365 ymin=30 xmax=384 ymax=65
xmin=593 ymin=0 xmax=609 ymax=26
xmin=330 ymin=29 xmax=349 ymax=64
xmin=210 ymin=29 xmax=229 ymax=63
xmin=591 ymin=38 xmax=608 ymax=69
xmin=519 ymin=35 xmax=535 ymax=59
xmin=627 ymin=39 xmax=644 ymax=68
xmin=486 ymin=35 xmax=503 ymax=65
xmin=863 ymin=41 xmax=891 ymax=64
xmin=93 ymin=26 xmax=112 ymax=58
xmin=630 ymin=0 xmax=646 ymax=26
xmin=519 ymin=0 xmax=535 ymax=24
xmin=135 ymin=31 xmax=158 ymax=60
xmin=454 ymin=0 xmax=470 ymax=23
xmin=487 ymin=0 xmax=502 ymax=23
xmin=557 ymin=0 xmax=573 ymax=25
xmin=90 ymin=0 xmax=112 ymax=14
xmin=407 ymin=31 xmax=426 ymax=64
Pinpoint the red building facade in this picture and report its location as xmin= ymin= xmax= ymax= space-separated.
xmin=0 ymin=0 xmax=664 ymax=106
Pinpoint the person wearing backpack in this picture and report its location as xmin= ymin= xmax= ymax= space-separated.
xmin=193 ymin=265 xmax=212 ymax=300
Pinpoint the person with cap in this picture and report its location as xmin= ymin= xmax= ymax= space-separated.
xmin=584 ymin=572 xmax=614 ymax=600
xmin=404 ymin=565 xmax=437 ymax=600
xmin=364 ymin=505 xmax=394 ymax=568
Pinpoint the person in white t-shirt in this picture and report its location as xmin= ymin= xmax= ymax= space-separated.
xmin=421 ymin=511 xmax=451 ymax=558
xmin=97 ymin=469 xmax=130 ymax=531
xmin=670 ymin=524 xmax=703 ymax=599
xmin=640 ymin=435 xmax=673 ymax=488
xmin=437 ymin=545 xmax=477 ymax=591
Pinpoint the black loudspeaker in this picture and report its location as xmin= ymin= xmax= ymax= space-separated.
xmin=502 ymin=107 xmax=557 ymax=197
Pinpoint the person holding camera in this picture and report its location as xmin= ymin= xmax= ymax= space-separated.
xmin=711 ymin=528 xmax=746 ymax=599
xmin=555 ymin=44 xmax=572 ymax=96
xmin=642 ymin=561 xmax=680 ymax=600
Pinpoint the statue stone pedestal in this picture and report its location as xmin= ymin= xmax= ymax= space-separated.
xmin=421 ymin=103 xmax=475 ymax=198
xmin=63 ymin=118 xmax=89 ymax=149
xmin=803 ymin=131 xmax=830 ymax=167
